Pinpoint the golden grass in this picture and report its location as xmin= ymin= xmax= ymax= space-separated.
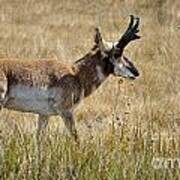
xmin=0 ymin=0 xmax=180 ymax=179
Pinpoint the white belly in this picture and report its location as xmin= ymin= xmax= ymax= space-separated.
xmin=5 ymin=85 xmax=59 ymax=115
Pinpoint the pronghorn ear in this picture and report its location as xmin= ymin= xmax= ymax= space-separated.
xmin=93 ymin=27 xmax=106 ymax=54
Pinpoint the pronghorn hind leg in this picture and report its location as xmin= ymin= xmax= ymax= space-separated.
xmin=60 ymin=110 xmax=79 ymax=143
xmin=0 ymin=71 xmax=8 ymax=110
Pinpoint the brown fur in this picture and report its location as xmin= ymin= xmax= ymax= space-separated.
xmin=0 ymin=49 xmax=112 ymax=108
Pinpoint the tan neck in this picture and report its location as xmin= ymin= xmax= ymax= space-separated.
xmin=74 ymin=50 xmax=113 ymax=97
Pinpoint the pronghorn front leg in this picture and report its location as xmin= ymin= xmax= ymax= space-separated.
xmin=36 ymin=115 xmax=49 ymax=170
xmin=37 ymin=115 xmax=49 ymax=137
xmin=0 ymin=71 xmax=7 ymax=110
xmin=58 ymin=109 xmax=79 ymax=143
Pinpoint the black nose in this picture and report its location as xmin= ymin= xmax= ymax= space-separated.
xmin=128 ymin=66 xmax=139 ymax=77
xmin=134 ymin=69 xmax=140 ymax=77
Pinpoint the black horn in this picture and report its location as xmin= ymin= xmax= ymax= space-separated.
xmin=115 ymin=15 xmax=141 ymax=56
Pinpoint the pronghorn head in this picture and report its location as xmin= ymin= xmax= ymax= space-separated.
xmin=94 ymin=15 xmax=140 ymax=80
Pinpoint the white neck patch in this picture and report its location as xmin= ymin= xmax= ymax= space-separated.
xmin=96 ymin=65 xmax=106 ymax=82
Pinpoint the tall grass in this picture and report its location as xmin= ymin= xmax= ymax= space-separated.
xmin=0 ymin=0 xmax=180 ymax=179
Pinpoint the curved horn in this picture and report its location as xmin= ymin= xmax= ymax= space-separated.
xmin=115 ymin=15 xmax=141 ymax=56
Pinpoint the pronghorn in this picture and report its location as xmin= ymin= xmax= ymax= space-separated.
xmin=0 ymin=15 xmax=140 ymax=142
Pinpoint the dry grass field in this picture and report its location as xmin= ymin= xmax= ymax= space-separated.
xmin=0 ymin=0 xmax=180 ymax=179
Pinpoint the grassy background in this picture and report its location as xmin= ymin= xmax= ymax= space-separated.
xmin=0 ymin=0 xmax=180 ymax=179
